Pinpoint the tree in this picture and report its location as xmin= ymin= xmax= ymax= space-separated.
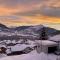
xmin=39 ymin=27 xmax=48 ymax=40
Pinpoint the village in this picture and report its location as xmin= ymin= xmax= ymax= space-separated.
xmin=0 ymin=27 xmax=60 ymax=60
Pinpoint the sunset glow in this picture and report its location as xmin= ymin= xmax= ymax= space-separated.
xmin=0 ymin=0 xmax=60 ymax=29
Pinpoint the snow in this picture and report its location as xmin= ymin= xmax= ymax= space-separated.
xmin=10 ymin=44 xmax=35 ymax=52
xmin=0 ymin=54 xmax=7 ymax=58
xmin=27 ymin=40 xmax=35 ymax=45
xmin=6 ymin=40 xmax=36 ymax=53
xmin=0 ymin=39 xmax=59 ymax=60
xmin=6 ymin=49 xmax=11 ymax=54
xmin=17 ymin=40 xmax=23 ymax=43
xmin=35 ymin=40 xmax=57 ymax=46
xmin=0 ymin=50 xmax=59 ymax=60
xmin=11 ymin=40 xmax=16 ymax=44
xmin=0 ymin=44 xmax=6 ymax=48
xmin=50 ymin=35 xmax=60 ymax=41
xmin=2 ymin=40 xmax=36 ymax=54
xmin=6 ymin=40 xmax=12 ymax=44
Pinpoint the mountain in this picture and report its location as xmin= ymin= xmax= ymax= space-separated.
xmin=0 ymin=23 xmax=9 ymax=31
xmin=14 ymin=26 xmax=32 ymax=31
xmin=45 ymin=27 xmax=60 ymax=36
xmin=0 ymin=24 xmax=60 ymax=36
xmin=14 ymin=25 xmax=60 ymax=36
xmin=0 ymin=24 xmax=8 ymax=29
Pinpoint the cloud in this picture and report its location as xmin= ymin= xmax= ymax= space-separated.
xmin=0 ymin=16 xmax=19 ymax=20
xmin=0 ymin=0 xmax=60 ymax=27
xmin=13 ymin=9 xmax=40 ymax=16
xmin=40 ymin=7 xmax=60 ymax=17
xmin=0 ymin=0 xmax=41 ymax=7
xmin=0 ymin=0 xmax=41 ymax=15
xmin=11 ymin=0 xmax=60 ymax=18
xmin=14 ymin=5 xmax=60 ymax=18
xmin=1 ymin=0 xmax=60 ymax=17
xmin=0 ymin=0 xmax=60 ymax=17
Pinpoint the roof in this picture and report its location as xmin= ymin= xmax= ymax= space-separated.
xmin=50 ymin=35 xmax=60 ymax=41
xmin=35 ymin=40 xmax=57 ymax=46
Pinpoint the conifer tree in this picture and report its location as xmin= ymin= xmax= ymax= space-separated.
xmin=39 ymin=27 xmax=48 ymax=40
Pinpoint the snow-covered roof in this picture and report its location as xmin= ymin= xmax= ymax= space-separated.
xmin=50 ymin=35 xmax=60 ymax=41
xmin=0 ymin=44 xmax=6 ymax=48
xmin=26 ymin=40 xmax=36 ymax=45
xmin=9 ymin=44 xmax=35 ymax=52
xmin=35 ymin=40 xmax=57 ymax=46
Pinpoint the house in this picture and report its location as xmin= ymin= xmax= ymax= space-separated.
xmin=6 ymin=44 xmax=35 ymax=56
xmin=7 ymin=47 xmax=33 ymax=56
xmin=49 ymin=35 xmax=60 ymax=55
xmin=35 ymin=40 xmax=58 ymax=53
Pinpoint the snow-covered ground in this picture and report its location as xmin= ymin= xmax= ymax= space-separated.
xmin=0 ymin=50 xmax=60 ymax=60
xmin=0 ymin=38 xmax=59 ymax=60
xmin=0 ymin=54 xmax=7 ymax=58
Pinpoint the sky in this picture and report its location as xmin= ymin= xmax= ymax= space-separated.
xmin=0 ymin=0 xmax=60 ymax=29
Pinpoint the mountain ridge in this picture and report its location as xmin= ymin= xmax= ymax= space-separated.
xmin=0 ymin=23 xmax=60 ymax=36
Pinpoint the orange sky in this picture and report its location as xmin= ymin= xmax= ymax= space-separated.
xmin=0 ymin=0 xmax=60 ymax=29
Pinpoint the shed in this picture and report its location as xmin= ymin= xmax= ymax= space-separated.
xmin=35 ymin=40 xmax=58 ymax=53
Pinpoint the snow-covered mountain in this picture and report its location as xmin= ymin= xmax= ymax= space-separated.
xmin=0 ymin=24 xmax=9 ymax=32
xmin=0 ymin=23 xmax=60 ymax=35
xmin=0 ymin=24 xmax=8 ymax=29
xmin=0 ymin=24 xmax=60 ymax=40
xmin=13 ymin=25 xmax=60 ymax=36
